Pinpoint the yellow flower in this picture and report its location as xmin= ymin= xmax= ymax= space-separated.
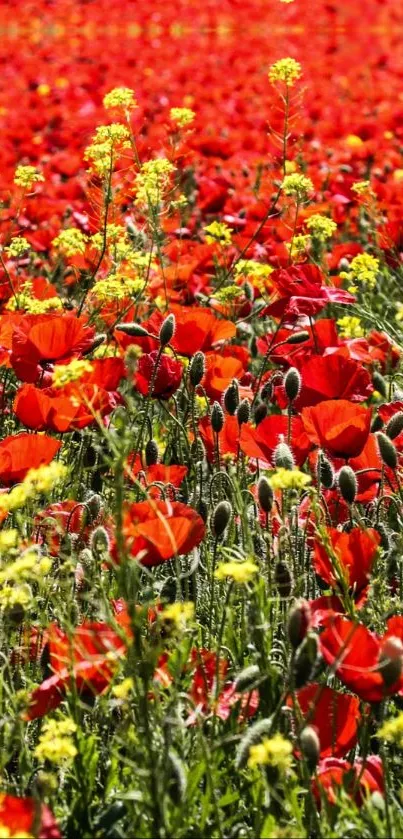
xmin=248 ymin=734 xmax=293 ymax=770
xmin=103 ymin=87 xmax=137 ymax=111
xmin=337 ymin=315 xmax=365 ymax=338
xmin=170 ymin=107 xmax=196 ymax=128
xmin=204 ymin=221 xmax=233 ymax=246
xmin=281 ymin=174 xmax=314 ymax=199
xmin=351 ymin=180 xmax=374 ymax=196
xmin=287 ymin=234 xmax=311 ymax=260
xmin=378 ymin=713 xmax=403 ymax=746
xmin=84 ymin=123 xmax=131 ymax=176
xmin=53 ymin=228 xmax=87 ymax=257
xmin=35 ymin=718 xmax=77 ymax=765
xmin=134 ymin=158 xmax=175 ymax=208
xmin=112 ymin=677 xmax=134 ymax=700
xmin=0 ymin=463 xmax=68 ymax=514
xmin=14 ymin=165 xmax=44 ymax=189
xmin=345 ymin=134 xmax=363 ymax=148
xmin=268 ymin=58 xmax=302 ymax=86
xmin=396 ymin=303 xmax=403 ymax=323
xmin=306 ymin=214 xmax=337 ymax=241
xmin=215 ymin=559 xmax=259 ymax=584
xmin=4 ymin=237 xmax=30 ymax=259
xmin=92 ymin=274 xmax=144 ymax=302
xmin=269 ymin=468 xmax=311 ymax=491
xmin=340 ymin=253 xmax=379 ymax=289
xmin=162 ymin=601 xmax=195 ymax=627
xmin=52 ymin=359 xmax=93 ymax=388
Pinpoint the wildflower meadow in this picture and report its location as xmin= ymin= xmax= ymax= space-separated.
xmin=2 ymin=0 xmax=403 ymax=836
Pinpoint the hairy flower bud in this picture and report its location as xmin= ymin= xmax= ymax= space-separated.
xmin=371 ymin=414 xmax=384 ymax=433
xmin=300 ymin=726 xmax=320 ymax=773
xmin=211 ymin=500 xmax=232 ymax=538
xmin=372 ymin=370 xmax=387 ymax=398
xmin=234 ymin=664 xmax=260 ymax=693
xmin=145 ymin=439 xmax=159 ymax=466
xmin=386 ymin=411 xmax=403 ymax=440
xmin=377 ymin=432 xmax=397 ymax=469
xmin=159 ymin=313 xmax=176 ymax=347
xmin=285 ymin=331 xmax=310 ymax=345
xmin=293 ymin=634 xmax=319 ymax=689
xmin=254 ymin=401 xmax=268 ymax=426
xmin=223 ymin=379 xmax=239 ymax=415
xmin=211 ymin=402 xmax=224 ymax=434
xmin=378 ymin=636 xmax=403 ymax=688
xmin=287 ymin=599 xmax=311 ymax=650
xmin=116 ymin=322 xmax=151 ymax=337
xmin=284 ymin=367 xmax=302 ymax=402
xmin=274 ymin=559 xmax=293 ymax=598
xmin=237 ymin=398 xmax=251 ymax=426
xmin=337 ymin=465 xmax=357 ymax=504
xmin=317 ymin=451 xmax=335 ymax=489
xmin=273 ymin=441 xmax=294 ymax=470
xmin=257 ymin=476 xmax=274 ymax=514
xmin=189 ymin=351 xmax=205 ymax=387
xmin=260 ymin=381 xmax=273 ymax=402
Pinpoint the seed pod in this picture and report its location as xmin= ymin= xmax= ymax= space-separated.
xmin=286 ymin=330 xmax=310 ymax=345
xmin=237 ymin=398 xmax=251 ymax=426
xmin=211 ymin=500 xmax=232 ymax=538
xmin=293 ymin=634 xmax=319 ymax=689
xmin=284 ymin=367 xmax=302 ymax=402
xmin=223 ymin=379 xmax=239 ymax=415
xmin=234 ymin=664 xmax=261 ymax=693
xmin=189 ymin=351 xmax=205 ymax=387
xmin=386 ymin=411 xmax=403 ymax=440
xmin=145 ymin=439 xmax=159 ymax=466
xmin=159 ymin=313 xmax=176 ymax=347
xmin=300 ymin=726 xmax=320 ymax=773
xmin=91 ymin=526 xmax=110 ymax=561
xmin=372 ymin=370 xmax=387 ymax=398
xmin=371 ymin=414 xmax=384 ymax=433
xmin=82 ymin=333 xmax=106 ymax=356
xmin=254 ymin=401 xmax=268 ymax=426
xmin=85 ymin=493 xmax=102 ymax=521
xmin=236 ymin=718 xmax=274 ymax=769
xmin=260 ymin=381 xmax=273 ymax=402
xmin=377 ymin=431 xmax=397 ymax=469
xmin=211 ymin=402 xmax=224 ymax=434
xmin=273 ymin=441 xmax=294 ymax=470
xmin=274 ymin=560 xmax=293 ymax=598
xmin=378 ymin=636 xmax=403 ymax=688
xmin=317 ymin=451 xmax=334 ymax=489
xmin=116 ymin=322 xmax=151 ymax=337
xmin=337 ymin=465 xmax=357 ymax=504
xmin=287 ymin=599 xmax=311 ymax=650
xmin=257 ymin=476 xmax=273 ymax=514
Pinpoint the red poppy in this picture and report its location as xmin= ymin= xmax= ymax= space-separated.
xmin=134 ymin=351 xmax=183 ymax=400
xmin=289 ymin=684 xmax=360 ymax=758
xmin=319 ymin=615 xmax=403 ymax=702
xmin=261 ymin=264 xmax=354 ymax=321
xmin=313 ymin=527 xmax=380 ymax=598
xmin=313 ymin=756 xmax=383 ymax=808
xmin=301 ymin=400 xmax=372 ymax=458
xmin=25 ymin=618 xmax=130 ymax=720
xmin=14 ymin=381 xmax=121 ymax=432
xmin=116 ymin=500 xmax=205 ymax=566
xmin=0 ymin=433 xmax=61 ymax=486
xmin=126 ymin=455 xmax=188 ymax=496
xmin=198 ymin=414 xmax=240 ymax=463
xmin=188 ymin=649 xmax=259 ymax=722
xmin=240 ymin=414 xmax=311 ymax=467
xmin=275 ymin=354 xmax=373 ymax=410
xmin=201 ymin=352 xmax=249 ymax=404
xmin=0 ymin=793 xmax=60 ymax=839
xmin=116 ymin=306 xmax=236 ymax=357
xmin=11 ymin=314 xmax=95 ymax=383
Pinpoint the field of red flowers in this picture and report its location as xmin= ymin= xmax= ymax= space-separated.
xmin=2 ymin=0 xmax=403 ymax=836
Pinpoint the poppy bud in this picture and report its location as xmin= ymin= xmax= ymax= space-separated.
xmin=378 ymin=636 xmax=403 ymax=688
xmin=234 ymin=664 xmax=260 ymax=693
xmin=293 ymin=634 xmax=319 ymax=689
xmin=223 ymin=379 xmax=239 ymax=415
xmin=275 ymin=559 xmax=293 ymax=597
xmin=197 ymin=498 xmax=209 ymax=523
xmin=285 ymin=331 xmax=310 ymax=345
xmin=190 ymin=438 xmax=206 ymax=462
xmin=300 ymin=726 xmax=320 ymax=773
xmin=260 ymin=381 xmax=273 ymax=402
xmin=145 ymin=439 xmax=159 ymax=466
xmin=257 ymin=476 xmax=274 ymax=513
xmin=211 ymin=402 xmax=224 ymax=434
xmin=237 ymin=398 xmax=251 ymax=426
xmin=287 ymin=599 xmax=311 ymax=649
xmin=189 ymin=351 xmax=205 ymax=387
xmin=337 ymin=465 xmax=357 ymax=504
xmin=375 ymin=522 xmax=391 ymax=552
xmin=376 ymin=432 xmax=397 ymax=469
xmin=371 ymin=414 xmax=384 ymax=433
xmin=116 ymin=322 xmax=151 ymax=337
xmin=386 ymin=411 xmax=403 ymax=440
xmin=372 ymin=370 xmax=387 ymax=398
xmin=254 ymin=401 xmax=268 ymax=426
xmin=85 ymin=493 xmax=102 ymax=521
xmin=243 ymin=281 xmax=254 ymax=301
xmin=236 ymin=718 xmax=273 ymax=769
xmin=159 ymin=314 xmax=176 ymax=347
xmin=284 ymin=367 xmax=302 ymax=403
xmin=273 ymin=441 xmax=294 ymax=470
xmin=317 ymin=451 xmax=334 ymax=489
xmin=91 ymin=526 xmax=110 ymax=560
xmin=211 ymin=500 xmax=232 ymax=538
xmin=82 ymin=333 xmax=106 ymax=355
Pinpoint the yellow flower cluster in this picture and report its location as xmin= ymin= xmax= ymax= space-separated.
xmin=52 ymin=359 xmax=93 ymax=388
xmin=4 ymin=237 xmax=31 ymax=259
xmin=14 ymin=164 xmax=44 ymax=189
xmin=170 ymin=107 xmax=196 ymax=128
xmin=53 ymin=227 xmax=87 ymax=257
xmin=113 ymin=677 xmax=134 ymax=700
xmin=84 ymin=123 xmax=131 ymax=176
xmin=340 ymin=253 xmax=379 ymax=290
xmin=134 ymin=157 xmax=176 ymax=208
xmin=268 ymin=58 xmax=302 ymax=86
xmin=0 ymin=548 xmax=51 ymax=586
xmin=281 ymin=174 xmax=314 ymax=198
xmin=215 ymin=285 xmax=243 ymax=303
xmin=248 ymin=733 xmax=293 ymax=770
xmin=103 ymin=87 xmax=137 ymax=111
xmin=215 ymin=559 xmax=259 ymax=584
xmin=92 ymin=273 xmax=144 ymax=302
xmin=162 ymin=601 xmax=195 ymax=627
xmin=269 ymin=468 xmax=311 ymax=491
xmin=287 ymin=234 xmax=311 ymax=260
xmin=6 ymin=281 xmax=63 ymax=314
xmin=204 ymin=221 xmax=233 ymax=246
xmin=337 ymin=315 xmax=365 ymax=338
xmin=0 ymin=583 xmax=32 ymax=611
xmin=235 ymin=260 xmax=273 ymax=279
xmin=378 ymin=713 xmax=403 ymax=746
xmin=352 ymin=180 xmax=374 ymax=197
xmin=0 ymin=462 xmax=68 ymax=514
xmin=306 ymin=214 xmax=337 ymax=241
xmin=91 ymin=224 xmax=126 ymax=252
xmin=34 ymin=718 xmax=78 ymax=765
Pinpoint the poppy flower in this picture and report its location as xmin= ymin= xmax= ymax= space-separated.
xmin=188 ymin=649 xmax=259 ymax=722
xmin=289 ymin=684 xmax=360 ymax=758
xmin=275 ymin=354 xmax=373 ymax=410
xmin=319 ymin=614 xmax=403 ymax=702
xmin=313 ymin=755 xmax=383 ymax=808
xmin=0 ymin=433 xmax=61 ymax=486
xmin=117 ymin=500 xmax=205 ymax=566
xmin=198 ymin=414 xmax=240 ymax=463
xmin=313 ymin=527 xmax=380 ymax=599
xmin=261 ymin=264 xmax=355 ymax=321
xmin=116 ymin=306 xmax=235 ymax=357
xmin=240 ymin=414 xmax=311 ymax=467
xmin=126 ymin=455 xmax=188 ymax=496
xmin=25 ymin=618 xmax=130 ymax=721
xmin=11 ymin=314 xmax=95 ymax=383
xmin=0 ymin=793 xmax=60 ymax=839
xmin=14 ymin=381 xmax=121 ymax=432
xmin=301 ymin=400 xmax=372 ymax=458
xmin=134 ymin=351 xmax=183 ymax=400
xmin=201 ymin=353 xmax=248 ymax=403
